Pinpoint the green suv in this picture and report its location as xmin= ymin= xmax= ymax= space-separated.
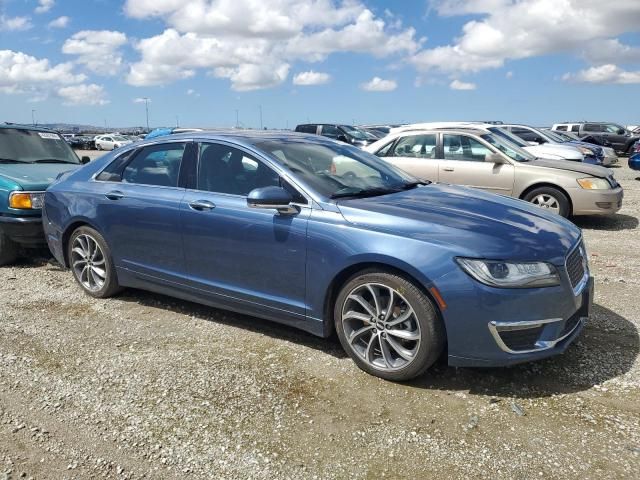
xmin=0 ymin=124 xmax=88 ymax=265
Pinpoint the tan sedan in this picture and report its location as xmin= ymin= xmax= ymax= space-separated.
xmin=364 ymin=128 xmax=623 ymax=217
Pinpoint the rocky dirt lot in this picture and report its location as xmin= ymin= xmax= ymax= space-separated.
xmin=0 ymin=158 xmax=638 ymax=480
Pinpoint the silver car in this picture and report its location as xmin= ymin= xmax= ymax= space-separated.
xmin=364 ymin=128 xmax=623 ymax=217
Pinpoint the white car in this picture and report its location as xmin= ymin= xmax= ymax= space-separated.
xmin=95 ymin=135 xmax=134 ymax=151
xmin=392 ymin=123 xmax=588 ymax=162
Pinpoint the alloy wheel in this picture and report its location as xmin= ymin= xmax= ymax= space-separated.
xmin=71 ymin=234 xmax=107 ymax=292
xmin=531 ymin=193 xmax=560 ymax=213
xmin=341 ymin=283 xmax=421 ymax=371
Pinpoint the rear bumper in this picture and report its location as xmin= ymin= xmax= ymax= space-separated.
xmin=0 ymin=215 xmax=45 ymax=247
xmin=570 ymin=186 xmax=623 ymax=215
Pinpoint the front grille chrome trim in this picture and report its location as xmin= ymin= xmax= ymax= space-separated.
xmin=489 ymin=316 xmax=585 ymax=354
xmin=565 ymin=240 xmax=589 ymax=296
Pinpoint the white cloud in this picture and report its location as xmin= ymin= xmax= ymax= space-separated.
xmin=214 ymin=63 xmax=290 ymax=91
xmin=58 ymin=83 xmax=109 ymax=105
xmin=0 ymin=50 xmax=85 ymax=95
xmin=0 ymin=15 xmax=32 ymax=31
xmin=505 ymin=70 xmax=513 ymax=79
xmin=62 ymin=30 xmax=127 ymax=76
xmin=361 ymin=76 xmax=397 ymax=92
xmin=35 ymin=0 xmax=55 ymax=14
xmin=582 ymin=39 xmax=640 ymax=65
xmin=123 ymin=0 xmax=419 ymax=90
xmin=292 ymin=71 xmax=331 ymax=85
xmin=133 ymin=97 xmax=150 ymax=103
xmin=415 ymin=1 xmax=640 ymax=80
xmin=48 ymin=16 xmax=69 ymax=29
xmin=563 ymin=64 xmax=640 ymax=84
xmin=450 ymin=79 xmax=476 ymax=90
xmin=0 ymin=49 xmax=106 ymax=106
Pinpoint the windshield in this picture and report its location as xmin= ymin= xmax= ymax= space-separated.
xmin=541 ymin=129 xmax=566 ymax=143
xmin=340 ymin=126 xmax=377 ymax=141
xmin=254 ymin=139 xmax=420 ymax=199
xmin=481 ymin=134 xmax=536 ymax=162
xmin=488 ymin=127 xmax=531 ymax=148
xmin=0 ymin=128 xmax=80 ymax=164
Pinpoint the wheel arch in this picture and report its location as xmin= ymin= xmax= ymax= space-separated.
xmin=322 ymin=259 xmax=447 ymax=339
xmin=60 ymin=217 xmax=103 ymax=268
xmin=519 ymin=182 xmax=573 ymax=216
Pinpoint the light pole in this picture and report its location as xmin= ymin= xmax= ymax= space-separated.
xmin=235 ymin=109 xmax=239 ymax=128
xmin=259 ymin=105 xmax=263 ymax=130
xmin=141 ymin=97 xmax=150 ymax=132
xmin=31 ymin=109 xmax=36 ymax=126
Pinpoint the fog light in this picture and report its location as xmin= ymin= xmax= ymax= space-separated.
xmin=595 ymin=202 xmax=612 ymax=209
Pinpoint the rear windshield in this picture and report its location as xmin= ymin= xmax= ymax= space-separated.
xmin=0 ymin=128 xmax=80 ymax=164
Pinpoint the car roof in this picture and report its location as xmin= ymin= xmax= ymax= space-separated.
xmin=0 ymin=123 xmax=58 ymax=133
xmin=135 ymin=129 xmax=341 ymax=147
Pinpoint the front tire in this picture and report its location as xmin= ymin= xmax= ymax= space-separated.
xmin=523 ymin=186 xmax=570 ymax=217
xmin=334 ymin=270 xmax=445 ymax=382
xmin=0 ymin=232 xmax=19 ymax=266
xmin=68 ymin=226 xmax=120 ymax=298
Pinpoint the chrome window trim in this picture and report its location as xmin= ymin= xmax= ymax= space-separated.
xmin=489 ymin=316 xmax=585 ymax=354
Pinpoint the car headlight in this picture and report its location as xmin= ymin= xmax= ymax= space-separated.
xmin=9 ymin=191 xmax=45 ymax=209
xmin=576 ymin=177 xmax=610 ymax=189
xmin=578 ymin=147 xmax=594 ymax=155
xmin=456 ymin=258 xmax=560 ymax=288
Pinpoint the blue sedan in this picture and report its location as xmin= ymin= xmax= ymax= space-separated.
xmin=43 ymin=131 xmax=593 ymax=381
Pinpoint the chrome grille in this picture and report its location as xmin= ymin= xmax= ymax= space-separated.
xmin=566 ymin=244 xmax=586 ymax=289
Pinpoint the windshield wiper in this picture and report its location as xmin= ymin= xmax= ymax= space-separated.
xmin=331 ymin=186 xmax=403 ymax=199
xmin=0 ymin=158 xmax=28 ymax=164
xmin=33 ymin=159 xmax=78 ymax=164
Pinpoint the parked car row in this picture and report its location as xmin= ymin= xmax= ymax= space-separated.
xmin=551 ymin=122 xmax=639 ymax=154
xmin=0 ymin=122 xmax=627 ymax=382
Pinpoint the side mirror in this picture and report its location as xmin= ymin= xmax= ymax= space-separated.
xmin=247 ymin=186 xmax=297 ymax=215
xmin=485 ymin=152 xmax=507 ymax=164
xmin=617 ymin=128 xmax=626 ymax=135
xmin=81 ymin=156 xmax=91 ymax=164
xmin=534 ymin=137 xmax=547 ymax=144
xmin=336 ymin=135 xmax=349 ymax=143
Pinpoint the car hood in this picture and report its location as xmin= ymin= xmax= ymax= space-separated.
xmin=0 ymin=163 xmax=80 ymax=190
xmin=527 ymin=158 xmax=611 ymax=177
xmin=337 ymin=184 xmax=581 ymax=266
xmin=524 ymin=143 xmax=583 ymax=160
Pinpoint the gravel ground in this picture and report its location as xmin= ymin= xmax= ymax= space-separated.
xmin=1 ymin=157 xmax=639 ymax=479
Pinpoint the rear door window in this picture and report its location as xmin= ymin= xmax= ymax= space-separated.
xmin=320 ymin=125 xmax=341 ymax=138
xmin=122 ymin=143 xmax=186 ymax=187
xmin=296 ymin=125 xmax=317 ymax=134
xmin=390 ymin=135 xmax=437 ymax=158
xmin=584 ymin=124 xmax=602 ymax=132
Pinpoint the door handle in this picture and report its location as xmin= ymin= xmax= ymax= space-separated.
xmin=105 ymin=191 xmax=124 ymax=200
xmin=443 ymin=167 xmax=455 ymax=172
xmin=189 ymin=200 xmax=216 ymax=211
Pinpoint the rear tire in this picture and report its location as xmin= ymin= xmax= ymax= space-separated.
xmin=68 ymin=226 xmax=121 ymax=298
xmin=523 ymin=186 xmax=570 ymax=217
xmin=0 ymin=232 xmax=19 ymax=266
xmin=334 ymin=270 xmax=445 ymax=382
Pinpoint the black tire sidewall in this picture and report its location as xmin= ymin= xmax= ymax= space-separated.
xmin=334 ymin=270 xmax=445 ymax=382
xmin=524 ymin=187 xmax=571 ymax=217
xmin=68 ymin=226 xmax=119 ymax=298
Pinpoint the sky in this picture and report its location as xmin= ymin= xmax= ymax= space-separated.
xmin=1 ymin=0 xmax=639 ymax=129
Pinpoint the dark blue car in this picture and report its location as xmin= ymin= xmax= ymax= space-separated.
xmin=43 ymin=131 xmax=593 ymax=381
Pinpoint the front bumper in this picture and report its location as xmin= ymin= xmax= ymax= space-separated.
xmin=433 ymin=257 xmax=593 ymax=367
xmin=570 ymin=186 xmax=623 ymax=215
xmin=0 ymin=215 xmax=45 ymax=247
